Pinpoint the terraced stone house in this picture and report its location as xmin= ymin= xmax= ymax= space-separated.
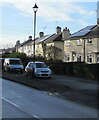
xmin=64 ymin=25 xmax=99 ymax=64
xmin=16 ymin=26 xmax=70 ymax=61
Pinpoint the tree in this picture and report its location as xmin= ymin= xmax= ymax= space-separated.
xmin=45 ymin=45 xmax=62 ymax=60
xmin=8 ymin=52 xmax=28 ymax=66
xmin=8 ymin=52 xmax=26 ymax=58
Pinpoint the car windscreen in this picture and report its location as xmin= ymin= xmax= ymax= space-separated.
xmin=10 ymin=60 xmax=22 ymax=65
xmin=36 ymin=63 xmax=47 ymax=68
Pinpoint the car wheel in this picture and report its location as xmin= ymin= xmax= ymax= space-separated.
xmin=48 ymin=77 xmax=52 ymax=79
xmin=20 ymin=71 xmax=23 ymax=74
xmin=4 ymin=67 xmax=7 ymax=72
xmin=25 ymin=72 xmax=28 ymax=77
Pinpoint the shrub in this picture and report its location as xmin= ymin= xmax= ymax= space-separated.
xmin=8 ymin=52 xmax=26 ymax=59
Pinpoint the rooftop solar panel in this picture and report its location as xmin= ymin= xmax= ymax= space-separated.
xmin=71 ymin=25 xmax=96 ymax=37
xmin=83 ymin=25 xmax=96 ymax=30
xmin=71 ymin=30 xmax=91 ymax=37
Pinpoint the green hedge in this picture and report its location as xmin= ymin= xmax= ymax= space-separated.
xmin=3 ymin=52 xmax=98 ymax=80
xmin=48 ymin=62 xmax=98 ymax=80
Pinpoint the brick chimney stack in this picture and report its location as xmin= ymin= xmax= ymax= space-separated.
xmin=62 ymin=27 xmax=70 ymax=40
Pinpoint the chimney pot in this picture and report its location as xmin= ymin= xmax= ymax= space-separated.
xmin=39 ymin=32 xmax=44 ymax=38
xmin=29 ymin=36 xmax=32 ymax=40
xmin=56 ymin=26 xmax=61 ymax=34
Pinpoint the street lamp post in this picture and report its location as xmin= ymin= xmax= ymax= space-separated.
xmin=33 ymin=3 xmax=38 ymax=62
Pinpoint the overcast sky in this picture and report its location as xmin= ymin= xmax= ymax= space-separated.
xmin=0 ymin=0 xmax=98 ymax=49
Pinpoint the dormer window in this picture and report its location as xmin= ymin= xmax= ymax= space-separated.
xmin=87 ymin=38 xmax=93 ymax=44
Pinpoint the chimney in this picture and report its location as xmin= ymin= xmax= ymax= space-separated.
xmin=29 ymin=36 xmax=32 ymax=40
xmin=62 ymin=27 xmax=70 ymax=40
xmin=56 ymin=26 xmax=61 ymax=34
xmin=16 ymin=40 xmax=20 ymax=46
xmin=39 ymin=32 xmax=44 ymax=38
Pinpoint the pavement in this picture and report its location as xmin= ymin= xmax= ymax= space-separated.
xmin=1 ymin=71 xmax=98 ymax=109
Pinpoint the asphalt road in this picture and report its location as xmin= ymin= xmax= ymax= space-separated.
xmin=1 ymin=78 xmax=97 ymax=119
xmin=2 ymin=72 xmax=97 ymax=108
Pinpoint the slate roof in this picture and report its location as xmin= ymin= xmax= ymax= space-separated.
xmin=21 ymin=39 xmax=32 ymax=46
xmin=35 ymin=34 xmax=55 ymax=44
xmin=20 ymin=32 xmax=63 ymax=47
xmin=44 ymin=32 xmax=63 ymax=43
xmin=85 ymin=25 xmax=99 ymax=38
xmin=34 ymin=32 xmax=63 ymax=44
xmin=20 ymin=37 xmax=38 ymax=46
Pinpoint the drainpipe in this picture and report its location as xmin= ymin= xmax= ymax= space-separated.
xmin=83 ymin=38 xmax=86 ymax=63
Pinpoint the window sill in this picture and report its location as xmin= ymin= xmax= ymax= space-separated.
xmin=87 ymin=43 xmax=93 ymax=46
xmin=65 ymin=45 xmax=71 ymax=47
xmin=87 ymin=62 xmax=92 ymax=64
xmin=77 ymin=44 xmax=82 ymax=46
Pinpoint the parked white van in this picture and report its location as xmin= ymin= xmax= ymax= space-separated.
xmin=4 ymin=58 xmax=24 ymax=73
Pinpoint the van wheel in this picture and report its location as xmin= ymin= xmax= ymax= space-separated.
xmin=48 ymin=77 xmax=52 ymax=79
xmin=20 ymin=71 xmax=23 ymax=74
xmin=4 ymin=67 xmax=7 ymax=72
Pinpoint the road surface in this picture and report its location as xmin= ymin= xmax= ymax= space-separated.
xmin=1 ymin=78 xmax=97 ymax=119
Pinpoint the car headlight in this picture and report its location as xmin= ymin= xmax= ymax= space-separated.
xmin=48 ymin=70 xmax=52 ymax=74
xmin=9 ymin=66 xmax=14 ymax=69
xmin=36 ymin=71 xmax=41 ymax=73
xmin=48 ymin=70 xmax=51 ymax=74
xmin=21 ymin=66 xmax=24 ymax=69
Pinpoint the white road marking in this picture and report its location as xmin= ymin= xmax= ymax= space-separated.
xmin=2 ymin=97 xmax=38 ymax=118
xmin=48 ymin=92 xmax=53 ymax=95
xmin=2 ymin=97 xmax=20 ymax=108
xmin=32 ymin=115 xmax=42 ymax=120
xmin=17 ymin=95 xmax=22 ymax=98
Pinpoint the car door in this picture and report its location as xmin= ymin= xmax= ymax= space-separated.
xmin=29 ymin=63 xmax=34 ymax=75
xmin=26 ymin=63 xmax=35 ymax=76
xmin=26 ymin=63 xmax=32 ymax=75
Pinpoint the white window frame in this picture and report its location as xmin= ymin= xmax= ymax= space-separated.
xmin=77 ymin=39 xmax=82 ymax=46
xmin=65 ymin=40 xmax=71 ymax=46
xmin=65 ymin=54 xmax=70 ymax=62
xmin=77 ymin=54 xmax=82 ymax=62
xmin=87 ymin=54 xmax=92 ymax=63
xmin=96 ymin=54 xmax=99 ymax=63
xmin=87 ymin=38 xmax=93 ymax=44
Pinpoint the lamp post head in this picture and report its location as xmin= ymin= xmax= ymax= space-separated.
xmin=33 ymin=3 xmax=38 ymax=12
